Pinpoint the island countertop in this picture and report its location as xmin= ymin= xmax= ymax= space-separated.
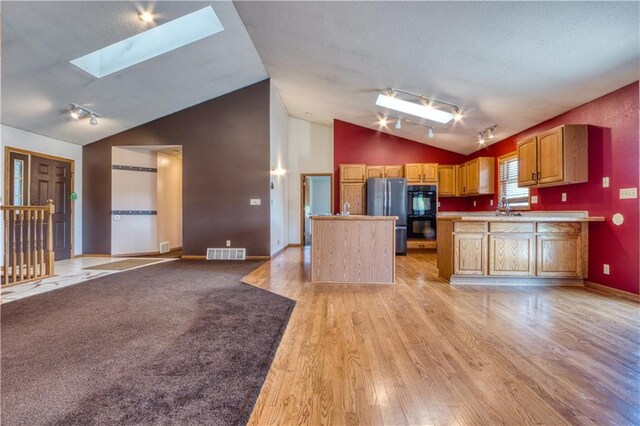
xmin=311 ymin=215 xmax=398 ymax=221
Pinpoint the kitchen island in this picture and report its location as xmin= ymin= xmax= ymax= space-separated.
xmin=310 ymin=215 xmax=396 ymax=284
xmin=437 ymin=214 xmax=604 ymax=285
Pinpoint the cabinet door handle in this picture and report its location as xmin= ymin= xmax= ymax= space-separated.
xmin=537 ymin=172 xmax=541 ymax=180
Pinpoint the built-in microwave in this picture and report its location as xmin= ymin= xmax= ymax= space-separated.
xmin=407 ymin=185 xmax=437 ymax=217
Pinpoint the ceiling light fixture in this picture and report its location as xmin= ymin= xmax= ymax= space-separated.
xmin=395 ymin=118 xmax=402 ymax=129
xmin=69 ymin=103 xmax=101 ymax=126
xmin=454 ymin=108 xmax=463 ymax=121
xmin=385 ymin=115 xmax=437 ymax=139
xmin=377 ymin=88 xmax=462 ymax=124
xmin=488 ymin=126 xmax=496 ymax=139
xmin=379 ymin=115 xmax=388 ymax=127
xmin=477 ymin=125 xmax=497 ymax=143
xmin=427 ymin=127 xmax=435 ymax=138
xmin=139 ymin=11 xmax=154 ymax=22
xmin=478 ymin=132 xmax=484 ymax=144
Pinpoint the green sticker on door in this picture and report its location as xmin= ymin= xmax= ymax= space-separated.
xmin=70 ymin=192 xmax=78 ymax=201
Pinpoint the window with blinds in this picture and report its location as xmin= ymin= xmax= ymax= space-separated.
xmin=498 ymin=154 xmax=530 ymax=208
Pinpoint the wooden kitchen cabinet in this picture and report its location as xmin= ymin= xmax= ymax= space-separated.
xmin=517 ymin=136 xmax=538 ymax=186
xmin=454 ymin=232 xmax=487 ymax=275
xmin=366 ymin=165 xmax=403 ymax=179
xmin=457 ymin=163 xmax=467 ymax=195
xmin=536 ymin=222 xmax=583 ymax=277
xmin=437 ymin=165 xmax=457 ymax=196
xmin=366 ymin=165 xmax=385 ymax=179
xmin=464 ymin=157 xmax=495 ymax=195
xmin=340 ymin=183 xmax=366 ymax=215
xmin=517 ymin=125 xmax=588 ymax=188
xmin=340 ymin=164 xmax=366 ymax=182
xmin=489 ymin=222 xmax=535 ymax=276
xmin=384 ymin=165 xmax=404 ymax=178
xmin=404 ymin=163 xmax=438 ymax=184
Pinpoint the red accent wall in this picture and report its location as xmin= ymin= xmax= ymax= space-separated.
xmin=333 ymin=119 xmax=468 ymax=212
xmin=463 ymin=82 xmax=639 ymax=294
xmin=333 ymin=82 xmax=639 ymax=295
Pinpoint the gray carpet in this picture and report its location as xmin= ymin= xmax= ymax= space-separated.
xmin=1 ymin=260 xmax=295 ymax=425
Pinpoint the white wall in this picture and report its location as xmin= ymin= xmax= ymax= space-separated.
xmin=270 ymin=81 xmax=289 ymax=255
xmin=111 ymin=147 xmax=158 ymax=256
xmin=287 ymin=117 xmax=333 ymax=244
xmin=0 ymin=125 xmax=83 ymax=256
xmin=157 ymin=152 xmax=183 ymax=250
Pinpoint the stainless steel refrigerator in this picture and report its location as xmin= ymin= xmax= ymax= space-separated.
xmin=366 ymin=178 xmax=408 ymax=255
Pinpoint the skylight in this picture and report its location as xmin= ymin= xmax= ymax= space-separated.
xmin=376 ymin=94 xmax=454 ymax=124
xmin=70 ymin=6 xmax=224 ymax=78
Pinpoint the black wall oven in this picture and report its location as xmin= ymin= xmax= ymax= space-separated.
xmin=407 ymin=185 xmax=437 ymax=240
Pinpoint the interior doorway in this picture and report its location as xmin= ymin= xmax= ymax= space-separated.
xmin=5 ymin=147 xmax=74 ymax=260
xmin=300 ymin=173 xmax=333 ymax=245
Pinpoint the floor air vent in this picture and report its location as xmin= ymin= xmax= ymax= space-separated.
xmin=206 ymin=248 xmax=246 ymax=260
xmin=159 ymin=241 xmax=170 ymax=254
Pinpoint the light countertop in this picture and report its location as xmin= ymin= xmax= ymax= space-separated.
xmin=311 ymin=215 xmax=398 ymax=221
xmin=436 ymin=215 xmax=604 ymax=222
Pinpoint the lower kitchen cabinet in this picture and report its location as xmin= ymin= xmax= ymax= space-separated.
xmin=489 ymin=234 xmax=535 ymax=276
xmin=453 ymin=233 xmax=487 ymax=275
xmin=536 ymin=233 xmax=582 ymax=277
xmin=340 ymin=183 xmax=366 ymax=215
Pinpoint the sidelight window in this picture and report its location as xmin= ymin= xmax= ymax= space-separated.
xmin=13 ymin=159 xmax=24 ymax=206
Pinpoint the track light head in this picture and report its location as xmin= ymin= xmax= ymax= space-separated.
xmin=427 ymin=127 xmax=435 ymax=138
xmin=89 ymin=114 xmax=98 ymax=126
xmin=395 ymin=118 xmax=402 ymax=129
xmin=454 ymin=109 xmax=463 ymax=121
xmin=488 ymin=126 xmax=496 ymax=139
xmin=379 ymin=115 xmax=388 ymax=127
xmin=70 ymin=107 xmax=82 ymax=120
xmin=478 ymin=132 xmax=484 ymax=144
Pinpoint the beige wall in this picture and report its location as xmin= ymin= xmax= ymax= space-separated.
xmin=157 ymin=152 xmax=183 ymax=250
xmin=270 ymin=82 xmax=289 ymax=255
xmin=287 ymin=117 xmax=333 ymax=244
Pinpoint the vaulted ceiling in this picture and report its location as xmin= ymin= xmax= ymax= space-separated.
xmin=2 ymin=1 xmax=638 ymax=153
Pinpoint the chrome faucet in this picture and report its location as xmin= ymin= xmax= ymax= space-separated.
xmin=498 ymin=195 xmax=511 ymax=216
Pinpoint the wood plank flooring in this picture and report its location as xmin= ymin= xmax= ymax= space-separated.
xmin=243 ymin=248 xmax=639 ymax=425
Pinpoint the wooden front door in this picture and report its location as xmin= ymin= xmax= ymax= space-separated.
xmin=29 ymin=155 xmax=72 ymax=260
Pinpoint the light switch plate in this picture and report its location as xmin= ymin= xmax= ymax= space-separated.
xmin=602 ymin=177 xmax=610 ymax=188
xmin=620 ymin=188 xmax=638 ymax=199
xmin=531 ymin=196 xmax=538 ymax=204
xmin=490 ymin=199 xmax=494 ymax=206
xmin=561 ymin=193 xmax=567 ymax=202
xmin=226 ymin=240 xmax=231 ymax=247
xmin=473 ymin=201 xmax=477 ymax=207
xmin=250 ymin=198 xmax=261 ymax=205
xmin=437 ymin=201 xmax=441 ymax=208
xmin=603 ymin=264 xmax=610 ymax=275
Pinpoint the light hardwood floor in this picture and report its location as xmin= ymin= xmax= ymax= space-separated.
xmin=243 ymin=247 xmax=639 ymax=425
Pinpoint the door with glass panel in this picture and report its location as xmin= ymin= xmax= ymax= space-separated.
xmin=7 ymin=150 xmax=73 ymax=260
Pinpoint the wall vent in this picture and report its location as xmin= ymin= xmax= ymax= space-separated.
xmin=159 ymin=241 xmax=170 ymax=254
xmin=206 ymin=248 xmax=246 ymax=260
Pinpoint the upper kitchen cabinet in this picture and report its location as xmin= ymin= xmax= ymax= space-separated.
xmin=404 ymin=163 xmax=438 ymax=184
xmin=438 ymin=165 xmax=458 ymax=197
xmin=340 ymin=164 xmax=366 ymax=182
xmin=457 ymin=163 xmax=468 ymax=196
xmin=366 ymin=165 xmax=404 ymax=179
xmin=465 ymin=157 xmax=495 ymax=195
xmin=517 ymin=125 xmax=588 ymax=188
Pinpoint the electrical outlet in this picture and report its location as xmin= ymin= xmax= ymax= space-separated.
xmin=490 ymin=199 xmax=494 ymax=206
xmin=620 ymin=188 xmax=638 ymax=199
xmin=561 ymin=193 xmax=567 ymax=202
xmin=531 ymin=196 xmax=538 ymax=204
xmin=250 ymin=198 xmax=261 ymax=205
xmin=473 ymin=201 xmax=477 ymax=207
xmin=602 ymin=177 xmax=610 ymax=188
xmin=226 ymin=240 xmax=231 ymax=247
xmin=437 ymin=201 xmax=441 ymax=208
xmin=603 ymin=264 xmax=610 ymax=275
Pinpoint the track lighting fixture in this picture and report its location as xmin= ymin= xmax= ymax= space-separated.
xmin=477 ymin=125 xmax=497 ymax=144
xmin=454 ymin=108 xmax=463 ymax=121
xmin=69 ymin=103 xmax=101 ymax=126
xmin=395 ymin=118 xmax=402 ymax=129
xmin=427 ymin=127 xmax=435 ymax=138
xmin=379 ymin=115 xmax=388 ymax=127
xmin=139 ymin=11 xmax=154 ymax=22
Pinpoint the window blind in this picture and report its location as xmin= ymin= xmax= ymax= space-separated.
xmin=499 ymin=156 xmax=529 ymax=207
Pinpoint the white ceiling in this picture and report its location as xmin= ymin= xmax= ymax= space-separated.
xmin=1 ymin=1 xmax=267 ymax=145
xmin=235 ymin=1 xmax=639 ymax=154
xmin=1 ymin=2 xmax=638 ymax=154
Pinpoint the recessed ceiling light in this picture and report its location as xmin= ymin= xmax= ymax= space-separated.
xmin=376 ymin=94 xmax=453 ymax=124
xmin=71 ymin=6 xmax=224 ymax=78
xmin=139 ymin=11 xmax=154 ymax=22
